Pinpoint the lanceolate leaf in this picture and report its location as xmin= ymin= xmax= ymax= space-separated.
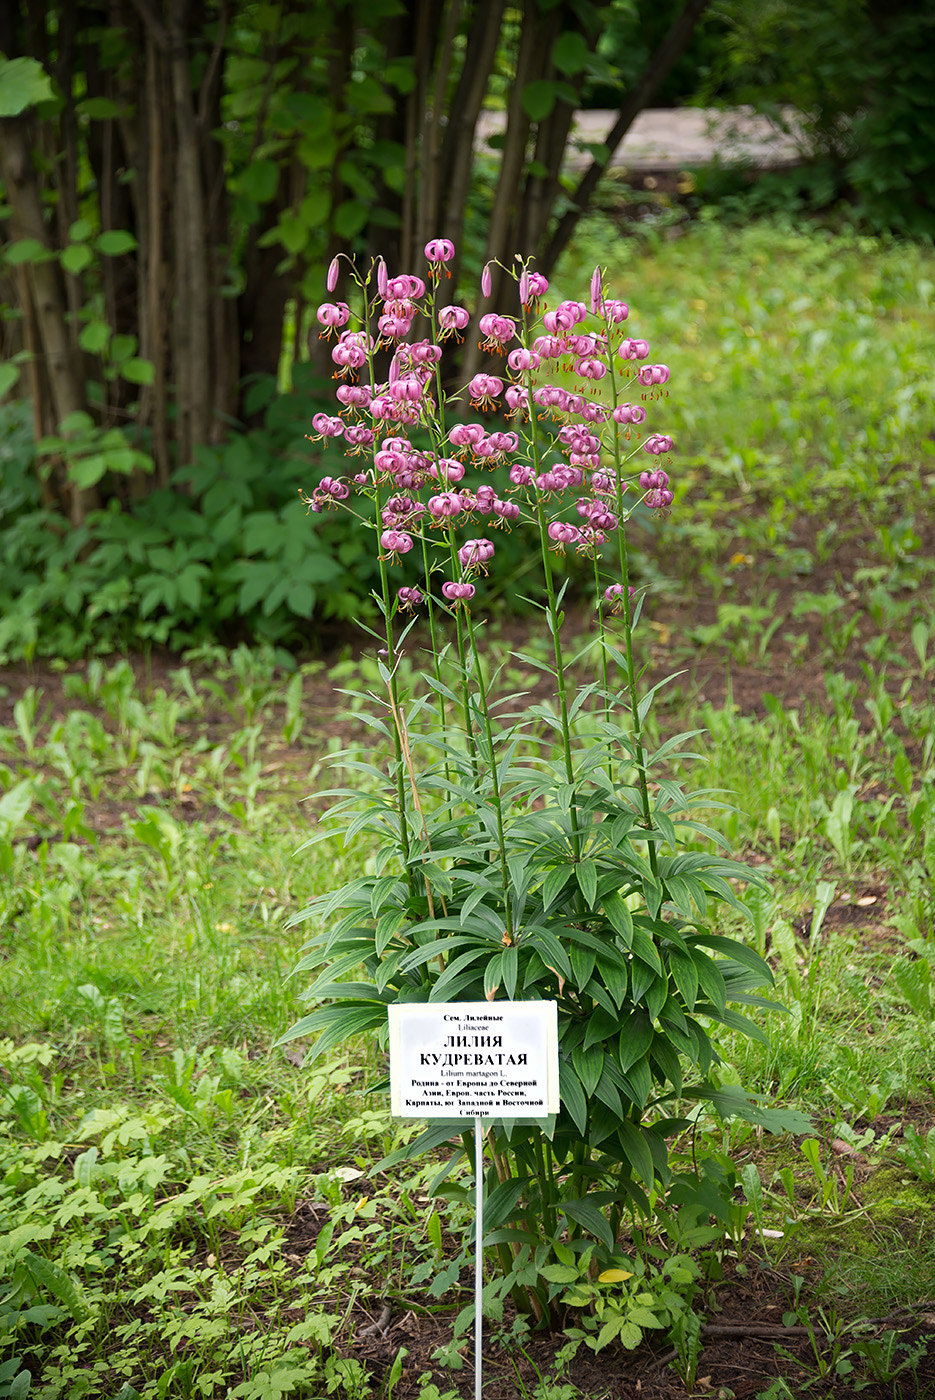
xmin=618 ymin=1009 xmax=654 ymax=1071
xmin=277 ymin=1002 xmax=386 ymax=1059
xmin=483 ymin=1175 xmax=531 ymax=1231
xmin=559 ymin=1059 xmax=587 ymax=1135
xmin=687 ymin=932 xmax=773 ymax=984
xmin=571 ymin=1042 xmax=603 ymax=1096
xmin=668 ymin=947 xmax=699 ymax=1010
xmin=560 ymin=1197 xmax=614 ymax=1251
xmin=575 ymin=858 xmax=598 ymax=908
xmin=602 ymin=890 xmax=634 ymax=942
xmin=615 ymin=1118 xmax=655 ymax=1188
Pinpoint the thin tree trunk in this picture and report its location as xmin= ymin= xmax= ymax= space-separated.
xmin=199 ymin=0 xmax=235 ymax=439
xmin=54 ymin=8 xmax=82 ymax=361
xmin=169 ymin=0 xmax=211 ymax=463
xmin=460 ymin=0 xmax=542 ymax=386
xmin=508 ymin=2 xmax=565 ymax=258
xmin=143 ymin=30 xmax=172 ymax=485
xmin=541 ymin=0 xmax=712 ymax=276
xmin=0 ymin=116 xmax=97 ymax=526
xmin=238 ymin=3 xmax=300 ymax=403
xmin=515 ymin=0 xmax=611 ymax=257
xmin=419 ymin=0 xmax=462 ymax=258
xmin=438 ymin=0 xmax=508 ymax=300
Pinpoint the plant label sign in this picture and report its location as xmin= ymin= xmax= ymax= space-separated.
xmin=388 ymin=1001 xmax=559 ymax=1119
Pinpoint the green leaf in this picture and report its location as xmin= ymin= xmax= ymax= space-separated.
xmin=501 ymin=944 xmax=518 ymax=999
xmin=559 ymin=1059 xmax=587 ymax=1134
xmin=109 ymin=334 xmax=137 ymax=364
xmin=622 ymin=1054 xmax=651 ymax=1108
xmin=281 ymin=91 xmax=326 ymax=125
xmin=542 ymin=1264 xmax=582 ymax=1289
xmin=596 ymin=954 xmax=628 ymax=1008
xmin=616 ymin=1118 xmax=654 ymax=1187
xmin=0 ymin=778 xmax=34 ymax=836
xmin=603 ymin=890 xmax=634 ymax=943
xmin=78 ymin=320 xmax=110 ymax=353
xmin=569 ymin=940 xmax=596 ymax=990
xmin=617 ymin=1321 xmax=643 ymax=1350
xmin=617 ymin=1008 xmax=653 ymax=1071
xmin=688 ymin=932 xmax=773 ymax=984
xmin=697 ymin=1085 xmax=812 ymax=1136
xmin=668 ymin=948 xmax=699 ymax=1011
xmin=483 ymin=1175 xmax=530 ymax=1231
xmin=372 ymin=1120 xmax=464 ymax=1172
xmin=76 ymin=96 xmax=122 ymax=120
xmin=576 ymin=858 xmax=598 ymax=908
xmin=483 ymin=953 xmax=502 ymax=999
xmin=120 ymin=357 xmax=155 ymax=385
xmin=552 ymin=31 xmax=591 ymax=75
xmin=384 ymin=59 xmax=417 ymax=94
xmin=240 ymin=159 xmax=280 ymax=203
xmin=631 ymin=925 xmax=663 ymax=975
xmin=561 ymin=1197 xmax=614 ymax=1251
xmin=4 ymin=237 xmax=52 ymax=265
xmin=333 ymin=199 xmax=369 ymax=239
xmin=68 ymin=454 xmax=108 ymax=489
xmin=60 ymin=243 xmax=93 ymax=273
xmin=691 ymin=949 xmax=727 ymax=1012
xmin=0 ymin=363 xmax=20 ymax=397
xmin=297 ymin=132 xmax=338 ymax=171
xmin=522 ymin=79 xmax=559 ymax=122
xmin=176 ymin=565 xmax=205 ymax=611
xmin=572 ymin=1042 xmax=603 ymax=1096
xmin=68 ymin=218 xmax=93 ymax=242
xmin=278 ymin=1002 xmax=386 ymax=1062
xmin=583 ymin=1007 xmax=620 ymax=1051
xmin=594 ymin=1315 xmax=625 ymax=1351
xmin=627 ymin=1305 xmax=665 ymax=1329
xmin=0 ymin=56 xmax=55 ymax=116
xmin=21 ymin=1249 xmax=87 ymax=1319
xmin=542 ymin=863 xmax=573 ymax=911
xmin=277 ymin=211 xmax=309 ymax=255
xmin=96 ymin=229 xmax=138 ymax=256
xmin=287 ymin=581 xmax=316 ymax=618
xmin=524 ymin=926 xmax=571 ymax=980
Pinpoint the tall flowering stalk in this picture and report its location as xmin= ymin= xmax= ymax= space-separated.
xmin=284 ymin=244 xmax=787 ymax=1331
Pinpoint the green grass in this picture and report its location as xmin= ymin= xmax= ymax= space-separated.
xmin=2 ymin=216 xmax=935 ymax=1398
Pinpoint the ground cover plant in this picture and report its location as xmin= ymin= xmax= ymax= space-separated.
xmin=1 ymin=215 xmax=933 ymax=661
xmin=1 ymin=218 xmax=934 ymax=1398
xmin=282 ymin=240 xmax=806 ymax=1332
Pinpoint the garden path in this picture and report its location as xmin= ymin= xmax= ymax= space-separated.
xmin=476 ymin=105 xmax=807 ymax=173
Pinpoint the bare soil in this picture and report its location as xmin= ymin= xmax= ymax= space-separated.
xmin=2 ymin=511 xmax=933 ymax=1397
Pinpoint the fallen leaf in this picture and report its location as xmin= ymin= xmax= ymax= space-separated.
xmin=332 ymin=1166 xmax=364 ymax=1183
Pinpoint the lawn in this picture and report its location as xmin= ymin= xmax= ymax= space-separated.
xmin=1 ymin=215 xmax=935 ymax=1400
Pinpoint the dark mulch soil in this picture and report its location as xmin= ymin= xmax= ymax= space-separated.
xmin=3 ymin=502 xmax=934 ymax=1396
xmin=278 ymin=1196 xmax=935 ymax=1398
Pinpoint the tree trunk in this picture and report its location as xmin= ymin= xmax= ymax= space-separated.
xmin=0 ymin=116 xmax=98 ymax=526
xmin=541 ymin=0 xmax=712 ymax=277
xmin=167 ymin=0 xmax=212 ymax=465
xmin=460 ymin=0 xmax=542 ymax=385
xmin=437 ymin=0 xmax=508 ymax=301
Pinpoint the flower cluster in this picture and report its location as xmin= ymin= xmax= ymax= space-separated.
xmin=305 ymin=243 xmax=676 ymax=610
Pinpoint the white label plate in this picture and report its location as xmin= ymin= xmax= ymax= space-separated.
xmin=389 ymin=1001 xmax=559 ymax=1119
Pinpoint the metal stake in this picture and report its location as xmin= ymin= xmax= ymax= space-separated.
xmin=474 ymin=1116 xmax=483 ymax=1400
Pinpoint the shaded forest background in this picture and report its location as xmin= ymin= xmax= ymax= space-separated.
xmin=0 ymin=0 xmax=932 ymax=659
